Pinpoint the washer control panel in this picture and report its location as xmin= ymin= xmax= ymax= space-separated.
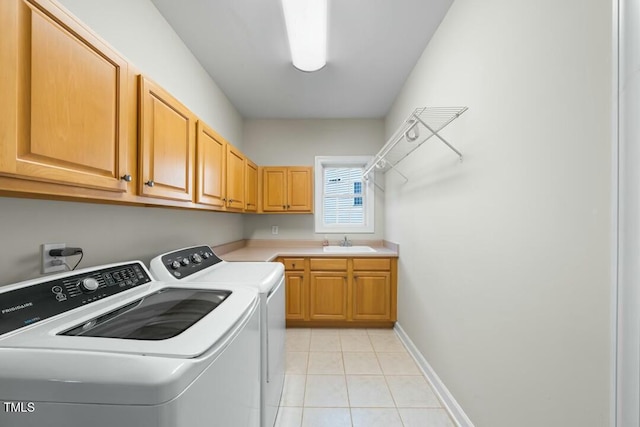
xmin=0 ymin=262 xmax=152 ymax=336
xmin=160 ymin=245 xmax=223 ymax=280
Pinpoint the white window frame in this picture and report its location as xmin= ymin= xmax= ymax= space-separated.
xmin=314 ymin=156 xmax=375 ymax=233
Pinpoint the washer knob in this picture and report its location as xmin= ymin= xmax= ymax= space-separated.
xmin=170 ymin=260 xmax=181 ymax=270
xmin=78 ymin=278 xmax=99 ymax=293
xmin=181 ymin=258 xmax=190 ymax=266
xmin=203 ymin=252 xmax=211 ymax=259
xmin=191 ymin=254 xmax=203 ymax=264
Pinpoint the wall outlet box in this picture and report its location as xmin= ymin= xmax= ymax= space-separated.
xmin=271 ymin=225 xmax=279 ymax=235
xmin=41 ymin=243 xmax=67 ymax=274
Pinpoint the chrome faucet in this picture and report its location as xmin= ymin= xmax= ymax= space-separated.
xmin=339 ymin=235 xmax=352 ymax=247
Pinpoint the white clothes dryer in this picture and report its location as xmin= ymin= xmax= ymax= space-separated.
xmin=150 ymin=245 xmax=285 ymax=427
xmin=0 ymin=261 xmax=260 ymax=427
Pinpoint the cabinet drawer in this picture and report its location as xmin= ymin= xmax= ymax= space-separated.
xmin=282 ymin=258 xmax=305 ymax=270
xmin=310 ymin=258 xmax=347 ymax=271
xmin=353 ymin=258 xmax=391 ymax=271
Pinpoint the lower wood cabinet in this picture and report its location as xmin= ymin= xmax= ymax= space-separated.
xmin=353 ymin=272 xmax=391 ymax=320
xmin=309 ymin=272 xmax=348 ymax=321
xmin=285 ymin=270 xmax=306 ymax=320
xmin=280 ymin=256 xmax=397 ymax=327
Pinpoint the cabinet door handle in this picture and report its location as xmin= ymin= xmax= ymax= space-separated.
xmin=222 ymin=198 xmax=227 ymax=202
xmin=287 ymin=204 xmax=291 ymax=209
xmin=120 ymin=174 xmax=132 ymax=182
xmin=292 ymin=263 xmax=296 ymax=269
xmin=145 ymin=180 xmax=155 ymax=187
xmin=282 ymin=205 xmax=286 ymax=209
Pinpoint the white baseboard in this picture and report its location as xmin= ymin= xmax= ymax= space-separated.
xmin=394 ymin=322 xmax=475 ymax=427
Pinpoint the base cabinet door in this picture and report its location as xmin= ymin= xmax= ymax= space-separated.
xmin=0 ymin=0 xmax=130 ymax=193
xmin=309 ymin=272 xmax=348 ymax=321
xmin=285 ymin=271 xmax=306 ymax=320
xmin=353 ymin=272 xmax=391 ymax=320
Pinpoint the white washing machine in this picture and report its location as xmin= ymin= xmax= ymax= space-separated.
xmin=0 ymin=261 xmax=261 ymax=427
xmin=150 ymin=245 xmax=285 ymax=427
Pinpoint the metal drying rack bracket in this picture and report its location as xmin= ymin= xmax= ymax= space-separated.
xmin=364 ymin=106 xmax=468 ymax=190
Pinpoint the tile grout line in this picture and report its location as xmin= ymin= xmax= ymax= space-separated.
xmin=369 ymin=330 xmax=408 ymax=427
xmin=283 ymin=328 xmax=452 ymax=426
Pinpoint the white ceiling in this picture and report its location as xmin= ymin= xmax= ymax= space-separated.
xmin=150 ymin=0 xmax=453 ymax=119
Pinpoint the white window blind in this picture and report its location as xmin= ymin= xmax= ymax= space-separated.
xmin=323 ymin=167 xmax=364 ymax=226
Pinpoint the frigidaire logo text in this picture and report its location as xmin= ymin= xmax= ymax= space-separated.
xmin=3 ymin=402 xmax=35 ymax=413
xmin=1 ymin=302 xmax=33 ymax=315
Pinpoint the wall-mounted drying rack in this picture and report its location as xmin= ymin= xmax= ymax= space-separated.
xmin=364 ymin=106 xmax=468 ymax=187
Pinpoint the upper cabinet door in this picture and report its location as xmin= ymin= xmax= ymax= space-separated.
xmin=287 ymin=167 xmax=313 ymax=212
xmin=262 ymin=166 xmax=313 ymax=213
xmin=262 ymin=167 xmax=287 ymax=212
xmin=138 ymin=76 xmax=195 ymax=202
xmin=0 ymin=0 xmax=130 ymax=192
xmin=196 ymin=121 xmax=226 ymax=208
xmin=245 ymin=159 xmax=258 ymax=212
xmin=226 ymin=144 xmax=245 ymax=211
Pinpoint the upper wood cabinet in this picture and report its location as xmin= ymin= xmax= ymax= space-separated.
xmin=263 ymin=168 xmax=286 ymax=212
xmin=0 ymin=0 xmax=290 ymax=214
xmin=138 ymin=75 xmax=195 ymax=202
xmin=262 ymin=166 xmax=313 ymax=213
xmin=0 ymin=0 xmax=130 ymax=192
xmin=225 ymin=144 xmax=245 ymax=211
xmin=288 ymin=167 xmax=314 ymax=211
xmin=245 ymin=159 xmax=258 ymax=212
xmin=196 ymin=121 xmax=226 ymax=208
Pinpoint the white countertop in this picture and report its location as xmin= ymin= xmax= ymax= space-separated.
xmin=217 ymin=240 xmax=399 ymax=262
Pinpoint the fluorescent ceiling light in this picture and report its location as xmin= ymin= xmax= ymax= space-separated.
xmin=281 ymin=0 xmax=327 ymax=72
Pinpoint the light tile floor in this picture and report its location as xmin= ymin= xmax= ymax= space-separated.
xmin=276 ymin=328 xmax=456 ymax=427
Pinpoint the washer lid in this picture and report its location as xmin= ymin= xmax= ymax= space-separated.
xmin=171 ymin=262 xmax=284 ymax=293
xmin=60 ymin=288 xmax=231 ymax=340
xmin=0 ymin=283 xmax=258 ymax=359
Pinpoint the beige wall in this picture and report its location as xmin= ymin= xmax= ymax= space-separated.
xmin=0 ymin=198 xmax=243 ymax=286
xmin=0 ymin=0 xmax=244 ymax=286
xmin=384 ymin=0 xmax=612 ymax=426
xmin=242 ymin=119 xmax=386 ymax=241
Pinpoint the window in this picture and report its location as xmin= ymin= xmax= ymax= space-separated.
xmin=353 ymin=182 xmax=362 ymax=206
xmin=315 ymin=156 xmax=374 ymax=233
